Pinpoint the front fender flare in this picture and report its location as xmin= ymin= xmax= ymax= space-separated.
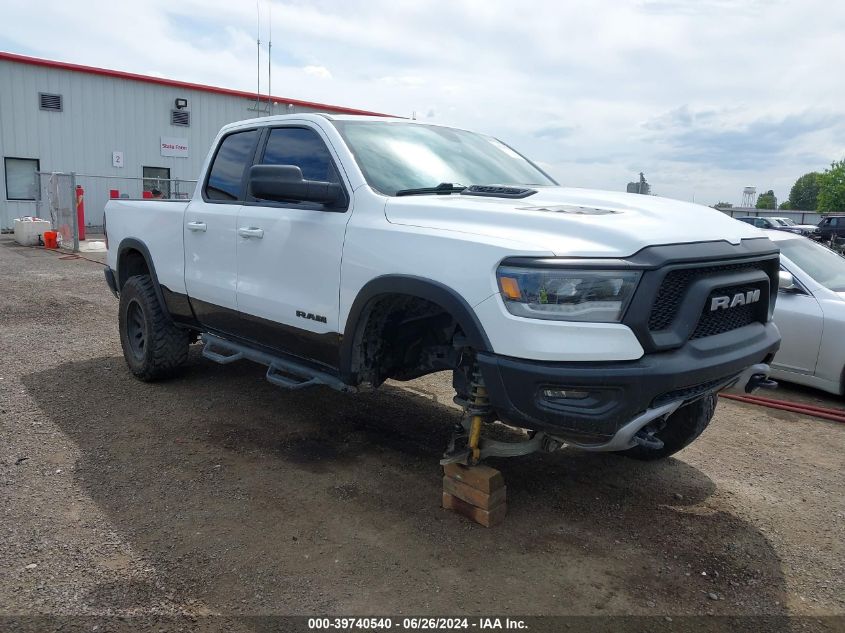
xmin=339 ymin=275 xmax=492 ymax=380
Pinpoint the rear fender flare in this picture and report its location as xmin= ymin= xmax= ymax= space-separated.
xmin=116 ymin=238 xmax=170 ymax=321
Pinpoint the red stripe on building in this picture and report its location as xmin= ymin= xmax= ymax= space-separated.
xmin=0 ymin=50 xmax=392 ymax=117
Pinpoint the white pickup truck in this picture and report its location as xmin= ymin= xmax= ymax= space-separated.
xmin=104 ymin=114 xmax=781 ymax=464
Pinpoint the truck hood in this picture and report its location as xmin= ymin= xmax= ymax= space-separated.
xmin=384 ymin=186 xmax=767 ymax=257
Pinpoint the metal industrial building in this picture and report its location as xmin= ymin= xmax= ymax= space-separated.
xmin=0 ymin=51 xmax=385 ymax=232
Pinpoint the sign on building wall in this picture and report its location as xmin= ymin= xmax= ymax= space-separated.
xmin=160 ymin=137 xmax=189 ymax=158
xmin=112 ymin=151 xmax=124 ymax=168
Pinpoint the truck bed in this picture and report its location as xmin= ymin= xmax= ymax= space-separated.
xmin=105 ymin=199 xmax=189 ymax=297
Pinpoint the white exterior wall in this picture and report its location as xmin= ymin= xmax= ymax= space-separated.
xmin=0 ymin=59 xmax=352 ymax=230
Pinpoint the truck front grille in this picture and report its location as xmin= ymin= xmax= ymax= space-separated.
xmin=648 ymin=260 xmax=769 ymax=332
xmin=690 ymin=284 xmax=761 ymax=339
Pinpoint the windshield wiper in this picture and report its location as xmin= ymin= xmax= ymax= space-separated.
xmin=395 ymin=182 xmax=467 ymax=196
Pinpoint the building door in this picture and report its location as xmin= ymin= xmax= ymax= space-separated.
xmin=143 ymin=166 xmax=170 ymax=198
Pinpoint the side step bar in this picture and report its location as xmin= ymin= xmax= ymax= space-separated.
xmin=200 ymin=333 xmax=356 ymax=393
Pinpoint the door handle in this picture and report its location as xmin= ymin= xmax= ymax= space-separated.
xmin=238 ymin=227 xmax=264 ymax=239
xmin=186 ymin=221 xmax=207 ymax=232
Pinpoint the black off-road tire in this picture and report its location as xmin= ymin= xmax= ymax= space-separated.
xmin=119 ymin=275 xmax=190 ymax=381
xmin=615 ymin=394 xmax=717 ymax=461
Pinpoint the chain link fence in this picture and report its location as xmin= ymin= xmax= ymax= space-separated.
xmin=36 ymin=172 xmax=78 ymax=251
xmin=34 ymin=172 xmax=196 ymax=250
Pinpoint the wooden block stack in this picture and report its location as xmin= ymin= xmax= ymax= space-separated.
xmin=442 ymin=463 xmax=507 ymax=527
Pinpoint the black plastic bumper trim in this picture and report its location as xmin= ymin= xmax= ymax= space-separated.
xmin=477 ymin=321 xmax=781 ymax=441
xmin=104 ymin=267 xmax=118 ymax=298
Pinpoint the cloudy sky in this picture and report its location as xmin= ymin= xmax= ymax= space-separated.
xmin=2 ymin=0 xmax=843 ymax=205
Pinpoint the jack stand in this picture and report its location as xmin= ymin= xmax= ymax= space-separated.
xmin=442 ymin=463 xmax=507 ymax=527
xmin=439 ymin=361 xmax=563 ymax=525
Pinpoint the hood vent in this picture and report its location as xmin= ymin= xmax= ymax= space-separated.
xmin=519 ymin=204 xmax=620 ymax=215
xmin=461 ymin=185 xmax=537 ymax=199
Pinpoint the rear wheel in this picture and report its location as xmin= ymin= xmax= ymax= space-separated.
xmin=615 ymin=394 xmax=717 ymax=461
xmin=119 ymin=275 xmax=189 ymax=381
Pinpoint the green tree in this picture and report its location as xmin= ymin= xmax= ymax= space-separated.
xmin=756 ymin=190 xmax=777 ymax=209
xmin=779 ymin=200 xmax=792 ymax=210
xmin=788 ymin=172 xmax=821 ymax=210
xmin=817 ymin=159 xmax=845 ymax=212
xmin=714 ymin=201 xmax=733 ymax=208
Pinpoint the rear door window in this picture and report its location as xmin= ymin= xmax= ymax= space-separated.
xmin=205 ymin=129 xmax=260 ymax=201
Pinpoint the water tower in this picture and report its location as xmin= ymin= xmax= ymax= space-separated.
xmin=742 ymin=187 xmax=757 ymax=208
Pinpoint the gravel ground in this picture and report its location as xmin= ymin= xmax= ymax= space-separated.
xmin=1 ymin=237 xmax=843 ymax=628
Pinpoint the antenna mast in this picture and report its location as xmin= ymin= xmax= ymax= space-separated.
xmin=268 ymin=0 xmax=272 ymax=115
xmin=256 ymin=0 xmax=261 ymax=114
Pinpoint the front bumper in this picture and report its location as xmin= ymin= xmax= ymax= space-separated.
xmin=478 ymin=321 xmax=780 ymax=443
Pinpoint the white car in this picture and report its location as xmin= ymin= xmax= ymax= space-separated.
xmin=736 ymin=216 xmax=820 ymax=238
xmin=770 ymin=217 xmax=822 ymax=239
xmin=769 ymin=229 xmax=845 ymax=395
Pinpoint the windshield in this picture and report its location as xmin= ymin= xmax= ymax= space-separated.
xmin=774 ymin=218 xmax=795 ymax=226
xmin=332 ymin=121 xmax=556 ymax=196
xmin=779 ymin=237 xmax=845 ymax=292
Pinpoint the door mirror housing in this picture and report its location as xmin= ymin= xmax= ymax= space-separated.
xmin=248 ymin=164 xmax=343 ymax=207
xmin=778 ymin=270 xmax=798 ymax=292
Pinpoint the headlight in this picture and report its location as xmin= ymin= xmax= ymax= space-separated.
xmin=496 ymin=266 xmax=641 ymax=322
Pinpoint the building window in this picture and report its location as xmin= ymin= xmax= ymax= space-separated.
xmin=5 ymin=157 xmax=40 ymax=200
xmin=39 ymin=93 xmax=63 ymax=112
xmin=143 ymin=166 xmax=171 ymax=198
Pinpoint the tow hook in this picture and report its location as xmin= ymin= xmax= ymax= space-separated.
xmin=540 ymin=435 xmax=563 ymax=453
xmin=746 ymin=373 xmax=778 ymax=393
xmin=632 ymin=425 xmax=664 ymax=450
xmin=723 ymin=363 xmax=775 ymax=396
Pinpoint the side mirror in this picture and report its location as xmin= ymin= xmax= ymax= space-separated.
xmin=778 ymin=270 xmax=797 ymax=292
xmin=248 ymin=164 xmax=343 ymax=206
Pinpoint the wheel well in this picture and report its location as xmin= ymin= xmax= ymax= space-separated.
xmin=118 ymin=248 xmax=150 ymax=289
xmin=349 ymin=293 xmax=467 ymax=387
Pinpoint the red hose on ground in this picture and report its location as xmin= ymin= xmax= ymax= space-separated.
xmin=729 ymin=392 xmax=843 ymax=415
xmin=720 ymin=393 xmax=845 ymax=424
xmin=24 ymin=243 xmax=105 ymax=266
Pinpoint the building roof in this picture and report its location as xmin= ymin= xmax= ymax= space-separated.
xmin=0 ymin=51 xmax=391 ymax=117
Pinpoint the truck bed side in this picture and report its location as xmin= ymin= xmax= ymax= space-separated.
xmin=105 ymin=199 xmax=189 ymax=295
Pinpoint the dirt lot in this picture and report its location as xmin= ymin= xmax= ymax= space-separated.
xmin=1 ymin=237 xmax=843 ymax=626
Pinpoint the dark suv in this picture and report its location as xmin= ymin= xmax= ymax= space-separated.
xmin=817 ymin=216 xmax=845 ymax=241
